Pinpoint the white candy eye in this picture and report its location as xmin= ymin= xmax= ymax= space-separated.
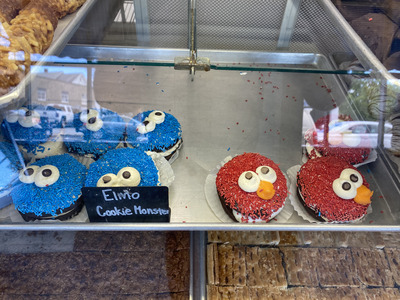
xmin=238 ymin=171 xmax=260 ymax=193
xmin=86 ymin=115 xmax=103 ymax=132
xmin=18 ymin=109 xmax=40 ymax=128
xmin=342 ymin=132 xmax=361 ymax=147
xmin=256 ymin=166 xmax=277 ymax=184
xmin=34 ymin=165 xmax=60 ymax=187
xmin=148 ymin=111 xmax=165 ymax=124
xmin=80 ymin=109 xmax=98 ymax=122
xmin=5 ymin=109 xmax=20 ymax=123
xmin=19 ymin=165 xmax=39 ymax=184
xmin=97 ymin=173 xmax=118 ymax=187
xmin=332 ymin=178 xmax=357 ymax=200
xmin=339 ymin=168 xmax=363 ymax=188
xmin=117 ymin=167 xmax=141 ymax=186
xmin=137 ymin=118 xmax=156 ymax=134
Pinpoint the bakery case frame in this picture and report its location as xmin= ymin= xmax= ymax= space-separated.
xmin=0 ymin=0 xmax=399 ymax=298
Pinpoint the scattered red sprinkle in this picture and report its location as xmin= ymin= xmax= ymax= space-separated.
xmin=186 ymin=157 xmax=188 ymax=159
xmin=236 ymin=122 xmax=239 ymax=125
xmin=368 ymin=17 xmax=373 ymax=21
xmin=261 ymin=97 xmax=264 ymax=100
xmin=272 ymin=90 xmax=275 ymax=93
xmin=247 ymin=80 xmax=250 ymax=82
xmin=245 ymin=99 xmax=248 ymax=102
xmin=282 ymin=138 xmax=285 ymax=141
xmin=227 ymin=127 xmax=230 ymax=130
xmin=261 ymin=73 xmax=264 ymax=76
xmin=264 ymin=131 xmax=267 ymax=133
xmin=286 ymin=95 xmax=288 ymax=98
xmin=379 ymin=196 xmax=383 ymax=199
xmin=265 ymin=118 xmax=268 ymax=121
xmin=259 ymin=92 xmax=262 ymax=95
xmin=185 ymin=206 xmax=187 ymax=208
xmin=259 ymin=77 xmax=261 ymax=80
xmin=380 ymin=210 xmax=384 ymax=213
xmin=316 ymin=82 xmax=319 ymax=86
xmin=287 ymin=84 xmax=290 ymax=87
xmin=242 ymin=130 xmax=244 ymax=133
xmin=326 ymin=88 xmax=332 ymax=93
xmin=182 ymin=221 xmax=186 ymax=223
xmin=369 ymin=220 xmax=374 ymax=224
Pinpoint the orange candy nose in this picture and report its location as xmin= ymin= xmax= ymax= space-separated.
xmin=257 ymin=181 xmax=275 ymax=200
xmin=354 ymin=185 xmax=373 ymax=205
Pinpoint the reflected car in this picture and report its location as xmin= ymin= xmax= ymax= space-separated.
xmin=315 ymin=121 xmax=392 ymax=149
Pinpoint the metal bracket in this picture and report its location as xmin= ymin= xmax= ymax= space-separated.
xmin=174 ymin=56 xmax=210 ymax=73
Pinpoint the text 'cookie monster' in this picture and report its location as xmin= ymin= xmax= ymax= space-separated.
xmin=63 ymin=108 xmax=126 ymax=159
xmin=11 ymin=154 xmax=87 ymax=221
xmin=126 ymin=110 xmax=182 ymax=161
xmin=85 ymin=148 xmax=160 ymax=188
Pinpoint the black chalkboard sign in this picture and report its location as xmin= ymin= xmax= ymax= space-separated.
xmin=82 ymin=186 xmax=170 ymax=222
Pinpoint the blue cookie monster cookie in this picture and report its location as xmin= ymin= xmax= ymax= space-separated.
xmin=126 ymin=110 xmax=182 ymax=160
xmin=0 ymin=141 xmax=23 ymax=207
xmin=1 ymin=105 xmax=59 ymax=148
xmin=63 ymin=108 xmax=126 ymax=158
xmin=11 ymin=154 xmax=87 ymax=221
xmin=85 ymin=148 xmax=160 ymax=187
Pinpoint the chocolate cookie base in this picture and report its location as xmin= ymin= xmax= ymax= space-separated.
xmin=217 ymin=191 xmax=238 ymax=222
xmin=18 ymin=196 xmax=84 ymax=222
xmin=296 ymin=186 xmax=326 ymax=222
xmin=153 ymin=138 xmax=183 ymax=161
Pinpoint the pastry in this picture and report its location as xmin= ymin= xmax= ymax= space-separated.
xmin=304 ymin=115 xmax=371 ymax=165
xmin=297 ymin=156 xmax=373 ymax=222
xmin=63 ymin=108 xmax=126 ymax=159
xmin=0 ymin=0 xmax=86 ymax=94
xmin=85 ymin=148 xmax=160 ymax=187
xmin=11 ymin=153 xmax=87 ymax=221
xmin=215 ymin=153 xmax=287 ymax=223
xmin=126 ymin=110 xmax=183 ymax=161
xmin=1 ymin=105 xmax=66 ymax=160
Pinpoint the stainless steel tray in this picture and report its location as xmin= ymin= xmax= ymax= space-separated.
xmin=1 ymin=46 xmax=399 ymax=231
xmin=0 ymin=0 xmax=98 ymax=109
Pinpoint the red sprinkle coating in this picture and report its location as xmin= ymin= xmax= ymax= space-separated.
xmin=305 ymin=115 xmax=371 ymax=165
xmin=216 ymin=153 xmax=287 ymax=222
xmin=297 ymin=156 xmax=370 ymax=222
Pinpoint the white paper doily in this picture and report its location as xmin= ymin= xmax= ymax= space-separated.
xmin=287 ymin=165 xmax=372 ymax=224
xmin=204 ymin=155 xmax=294 ymax=223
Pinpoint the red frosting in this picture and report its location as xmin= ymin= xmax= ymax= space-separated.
xmin=297 ymin=156 xmax=370 ymax=222
xmin=305 ymin=114 xmax=371 ymax=164
xmin=216 ymin=153 xmax=287 ymax=222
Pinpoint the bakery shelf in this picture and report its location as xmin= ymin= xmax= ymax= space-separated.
xmin=0 ymin=0 xmax=399 ymax=231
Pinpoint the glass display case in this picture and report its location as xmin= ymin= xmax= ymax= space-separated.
xmin=0 ymin=0 xmax=399 ymax=233
xmin=1 ymin=1 xmax=400 ymax=298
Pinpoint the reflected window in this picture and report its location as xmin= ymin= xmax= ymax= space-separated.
xmin=351 ymin=125 xmax=367 ymax=134
xmin=61 ymin=91 xmax=69 ymax=104
xmin=81 ymin=93 xmax=87 ymax=105
xmin=114 ymin=0 xmax=135 ymax=23
xmin=37 ymin=88 xmax=47 ymax=102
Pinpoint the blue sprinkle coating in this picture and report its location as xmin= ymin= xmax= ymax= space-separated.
xmin=0 ymin=141 xmax=23 ymax=191
xmin=11 ymin=154 xmax=87 ymax=216
xmin=1 ymin=105 xmax=59 ymax=147
xmin=85 ymin=148 xmax=160 ymax=187
xmin=63 ymin=108 xmax=126 ymax=156
xmin=126 ymin=110 xmax=182 ymax=152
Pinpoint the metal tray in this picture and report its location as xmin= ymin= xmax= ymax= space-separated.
xmin=0 ymin=0 xmax=98 ymax=109
xmin=1 ymin=46 xmax=399 ymax=231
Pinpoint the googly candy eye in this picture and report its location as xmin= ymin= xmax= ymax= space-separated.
xmin=34 ymin=165 xmax=60 ymax=187
xmin=80 ymin=109 xmax=98 ymax=123
xmin=339 ymin=168 xmax=363 ymax=188
xmin=5 ymin=109 xmax=20 ymax=123
xmin=86 ymin=115 xmax=103 ymax=132
xmin=256 ymin=166 xmax=277 ymax=184
xmin=97 ymin=173 xmax=118 ymax=187
xmin=148 ymin=111 xmax=165 ymax=124
xmin=18 ymin=109 xmax=40 ymax=128
xmin=117 ymin=167 xmax=141 ymax=186
xmin=137 ymin=118 xmax=156 ymax=134
xmin=238 ymin=171 xmax=260 ymax=193
xmin=332 ymin=178 xmax=357 ymax=200
xmin=19 ymin=165 xmax=40 ymax=184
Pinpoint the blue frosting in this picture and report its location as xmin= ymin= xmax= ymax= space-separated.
xmin=126 ymin=110 xmax=182 ymax=152
xmin=0 ymin=141 xmax=23 ymax=191
xmin=11 ymin=154 xmax=87 ymax=216
xmin=64 ymin=108 xmax=126 ymax=156
xmin=1 ymin=105 xmax=59 ymax=147
xmin=85 ymin=148 xmax=160 ymax=187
